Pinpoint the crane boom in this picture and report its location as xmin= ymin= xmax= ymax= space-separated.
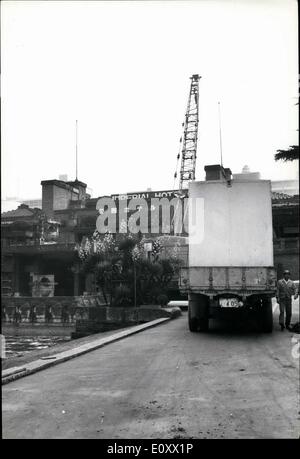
xmin=178 ymin=74 xmax=201 ymax=190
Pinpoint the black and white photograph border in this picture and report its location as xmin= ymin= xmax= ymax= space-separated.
xmin=1 ymin=0 xmax=299 ymax=442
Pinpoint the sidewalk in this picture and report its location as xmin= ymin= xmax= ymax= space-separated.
xmin=2 ymin=318 xmax=170 ymax=385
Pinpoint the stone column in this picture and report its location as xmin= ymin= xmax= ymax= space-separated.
xmin=14 ymin=256 xmax=20 ymax=294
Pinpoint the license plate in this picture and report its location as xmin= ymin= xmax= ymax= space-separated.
xmin=219 ymin=298 xmax=240 ymax=308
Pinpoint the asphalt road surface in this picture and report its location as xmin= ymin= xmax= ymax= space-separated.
xmin=2 ymin=306 xmax=300 ymax=439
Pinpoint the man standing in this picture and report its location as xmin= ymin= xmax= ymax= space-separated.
xmin=276 ymin=270 xmax=298 ymax=331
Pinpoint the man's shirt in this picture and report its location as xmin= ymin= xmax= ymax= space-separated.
xmin=276 ymin=279 xmax=297 ymax=300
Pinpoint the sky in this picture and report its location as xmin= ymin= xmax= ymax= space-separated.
xmin=1 ymin=0 xmax=299 ymax=201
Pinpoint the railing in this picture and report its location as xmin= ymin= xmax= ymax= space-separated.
xmin=1 ymin=295 xmax=104 ymax=325
xmin=1 ymin=241 xmax=76 ymax=252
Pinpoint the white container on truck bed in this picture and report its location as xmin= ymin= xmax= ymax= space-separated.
xmin=188 ymin=179 xmax=273 ymax=267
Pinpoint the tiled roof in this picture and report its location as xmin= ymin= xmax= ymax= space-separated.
xmin=271 ymin=191 xmax=294 ymax=200
xmin=272 ymin=192 xmax=299 ymax=208
xmin=1 ymin=207 xmax=35 ymax=219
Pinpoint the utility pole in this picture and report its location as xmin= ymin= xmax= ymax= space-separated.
xmin=218 ymin=102 xmax=223 ymax=167
xmin=75 ymin=120 xmax=78 ymax=180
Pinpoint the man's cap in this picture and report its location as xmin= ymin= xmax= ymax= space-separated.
xmin=283 ymin=270 xmax=290 ymax=274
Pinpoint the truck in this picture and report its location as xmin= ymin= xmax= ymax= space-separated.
xmin=179 ymin=165 xmax=277 ymax=333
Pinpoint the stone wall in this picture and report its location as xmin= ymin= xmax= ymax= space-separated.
xmin=73 ymin=306 xmax=181 ymax=338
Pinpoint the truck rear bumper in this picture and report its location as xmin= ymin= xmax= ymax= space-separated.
xmin=181 ymin=288 xmax=276 ymax=298
xmin=180 ymin=266 xmax=277 ymax=298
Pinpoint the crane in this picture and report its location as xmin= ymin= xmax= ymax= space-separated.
xmin=174 ymin=74 xmax=201 ymax=190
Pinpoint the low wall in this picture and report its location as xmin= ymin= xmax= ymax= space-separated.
xmin=2 ymin=323 xmax=75 ymax=337
xmin=73 ymin=306 xmax=181 ymax=338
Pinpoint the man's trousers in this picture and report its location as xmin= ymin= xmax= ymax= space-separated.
xmin=278 ymin=298 xmax=292 ymax=327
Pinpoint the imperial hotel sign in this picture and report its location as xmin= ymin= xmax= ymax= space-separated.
xmin=96 ymin=189 xmax=189 ymax=236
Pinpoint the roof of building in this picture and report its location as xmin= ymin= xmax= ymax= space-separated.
xmin=272 ymin=191 xmax=298 ymax=200
xmin=1 ymin=207 xmax=34 ymax=219
xmin=272 ymin=192 xmax=299 ymax=208
xmin=41 ymin=179 xmax=87 ymax=190
xmin=272 ymin=191 xmax=292 ymax=200
xmin=1 ymin=204 xmax=42 ymax=220
xmin=1 ymin=200 xmax=22 ymax=213
xmin=67 ymin=179 xmax=87 ymax=188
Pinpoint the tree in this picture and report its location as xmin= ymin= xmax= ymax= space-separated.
xmin=274 ymin=145 xmax=299 ymax=162
xmin=75 ymin=232 xmax=182 ymax=306
xmin=75 ymin=232 xmax=117 ymax=305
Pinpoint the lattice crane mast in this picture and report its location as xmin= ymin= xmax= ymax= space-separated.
xmin=174 ymin=74 xmax=201 ymax=190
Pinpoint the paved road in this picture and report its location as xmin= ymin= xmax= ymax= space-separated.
xmin=2 ymin=308 xmax=300 ymax=439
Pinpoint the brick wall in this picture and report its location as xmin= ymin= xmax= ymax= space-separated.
xmin=53 ymin=185 xmax=74 ymax=211
xmin=42 ymin=184 xmax=54 ymax=218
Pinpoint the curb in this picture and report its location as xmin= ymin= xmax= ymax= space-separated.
xmin=2 ymin=317 xmax=170 ymax=385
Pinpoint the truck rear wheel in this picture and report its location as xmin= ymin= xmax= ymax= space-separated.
xmin=188 ymin=294 xmax=209 ymax=332
xmin=198 ymin=296 xmax=209 ymax=332
xmin=188 ymin=308 xmax=198 ymax=332
xmin=188 ymin=294 xmax=199 ymax=332
xmin=261 ymin=298 xmax=273 ymax=333
xmin=198 ymin=317 xmax=209 ymax=332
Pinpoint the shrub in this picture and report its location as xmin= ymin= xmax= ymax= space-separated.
xmin=157 ymin=294 xmax=169 ymax=307
xmin=113 ymin=285 xmax=132 ymax=307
